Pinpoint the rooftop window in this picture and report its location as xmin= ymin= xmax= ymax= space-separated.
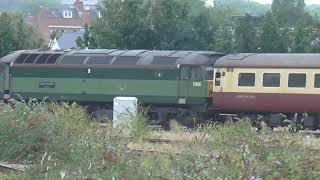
xmin=63 ymin=10 xmax=72 ymax=18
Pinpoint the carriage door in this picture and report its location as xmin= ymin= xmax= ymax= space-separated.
xmin=178 ymin=66 xmax=190 ymax=104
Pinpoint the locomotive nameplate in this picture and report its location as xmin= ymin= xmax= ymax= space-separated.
xmin=39 ymin=82 xmax=55 ymax=88
xmin=192 ymin=82 xmax=202 ymax=87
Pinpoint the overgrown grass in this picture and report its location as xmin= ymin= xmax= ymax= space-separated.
xmin=113 ymin=105 xmax=150 ymax=142
xmin=1 ymin=101 xmax=320 ymax=179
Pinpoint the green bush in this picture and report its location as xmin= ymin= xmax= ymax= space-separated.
xmin=0 ymin=101 xmax=147 ymax=179
xmin=1 ymin=103 xmax=320 ymax=179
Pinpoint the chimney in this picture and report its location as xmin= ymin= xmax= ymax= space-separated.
xmin=74 ymin=0 xmax=84 ymax=12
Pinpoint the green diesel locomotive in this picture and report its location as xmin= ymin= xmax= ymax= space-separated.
xmin=0 ymin=49 xmax=223 ymax=126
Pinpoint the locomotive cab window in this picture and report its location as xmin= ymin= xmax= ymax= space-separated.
xmin=238 ymin=73 xmax=255 ymax=87
xmin=314 ymin=74 xmax=320 ymax=88
xmin=205 ymin=67 xmax=214 ymax=80
xmin=288 ymin=73 xmax=306 ymax=88
xmin=180 ymin=66 xmax=191 ymax=80
xmin=263 ymin=73 xmax=280 ymax=87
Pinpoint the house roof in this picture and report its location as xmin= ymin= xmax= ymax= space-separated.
xmin=44 ymin=7 xmax=81 ymax=18
xmin=60 ymin=0 xmax=100 ymax=6
xmin=57 ymin=32 xmax=84 ymax=49
xmin=42 ymin=0 xmax=100 ymax=19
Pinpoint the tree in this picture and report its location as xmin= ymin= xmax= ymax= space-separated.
xmin=311 ymin=34 xmax=320 ymax=53
xmin=216 ymin=0 xmax=269 ymax=16
xmin=259 ymin=12 xmax=287 ymax=52
xmin=234 ymin=13 xmax=258 ymax=52
xmin=76 ymin=24 xmax=97 ymax=49
xmin=296 ymin=0 xmax=306 ymax=18
xmin=0 ymin=0 xmax=58 ymax=14
xmin=26 ymin=0 xmax=59 ymax=14
xmin=272 ymin=0 xmax=307 ymax=26
xmin=93 ymin=0 xmax=152 ymax=49
xmin=147 ymin=0 xmax=195 ymax=50
xmin=0 ymin=13 xmax=15 ymax=57
xmin=214 ymin=22 xmax=234 ymax=53
xmin=293 ymin=19 xmax=311 ymax=53
xmin=278 ymin=27 xmax=292 ymax=52
xmin=0 ymin=12 xmax=43 ymax=57
xmin=93 ymin=0 xmax=224 ymax=50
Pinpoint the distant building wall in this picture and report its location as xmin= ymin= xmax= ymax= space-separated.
xmin=30 ymin=0 xmax=99 ymax=43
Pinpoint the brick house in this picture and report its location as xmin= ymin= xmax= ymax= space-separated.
xmin=30 ymin=0 xmax=100 ymax=43
xmin=61 ymin=0 xmax=100 ymax=6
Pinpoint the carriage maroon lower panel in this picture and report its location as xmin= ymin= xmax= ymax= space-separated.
xmin=212 ymin=92 xmax=320 ymax=113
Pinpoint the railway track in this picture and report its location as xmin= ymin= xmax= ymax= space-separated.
xmin=2 ymin=130 xmax=320 ymax=173
xmin=126 ymin=129 xmax=320 ymax=157
xmin=0 ymin=162 xmax=31 ymax=173
xmin=300 ymin=130 xmax=320 ymax=138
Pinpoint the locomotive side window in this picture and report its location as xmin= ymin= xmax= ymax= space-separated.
xmin=191 ymin=67 xmax=203 ymax=81
xmin=238 ymin=73 xmax=255 ymax=87
xmin=35 ymin=54 xmax=51 ymax=64
xmin=0 ymin=67 xmax=3 ymax=78
xmin=24 ymin=54 xmax=40 ymax=63
xmin=59 ymin=56 xmax=86 ymax=64
xmin=46 ymin=54 xmax=62 ymax=64
xmin=180 ymin=67 xmax=191 ymax=80
xmin=263 ymin=73 xmax=280 ymax=87
xmin=314 ymin=74 xmax=320 ymax=88
xmin=288 ymin=73 xmax=306 ymax=87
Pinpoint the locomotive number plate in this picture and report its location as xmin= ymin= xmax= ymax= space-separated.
xmin=39 ymin=82 xmax=55 ymax=88
xmin=192 ymin=82 xmax=202 ymax=87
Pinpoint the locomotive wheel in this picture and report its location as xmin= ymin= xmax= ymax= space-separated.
xmin=92 ymin=109 xmax=113 ymax=123
xmin=176 ymin=109 xmax=196 ymax=128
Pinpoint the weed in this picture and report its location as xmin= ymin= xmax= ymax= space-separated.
xmin=169 ymin=120 xmax=185 ymax=133
xmin=115 ymin=105 xmax=150 ymax=142
xmin=1 ymin=103 xmax=320 ymax=179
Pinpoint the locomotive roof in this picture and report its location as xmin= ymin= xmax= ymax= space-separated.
xmin=215 ymin=53 xmax=320 ymax=68
xmin=0 ymin=49 xmax=224 ymax=68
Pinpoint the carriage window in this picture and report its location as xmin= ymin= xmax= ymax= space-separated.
xmin=238 ymin=73 xmax=255 ymax=87
xmin=263 ymin=73 xmax=280 ymax=87
xmin=215 ymin=72 xmax=221 ymax=86
xmin=288 ymin=73 xmax=306 ymax=87
xmin=314 ymin=74 xmax=320 ymax=88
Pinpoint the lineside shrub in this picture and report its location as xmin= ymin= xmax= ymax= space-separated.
xmin=1 ymin=103 xmax=320 ymax=179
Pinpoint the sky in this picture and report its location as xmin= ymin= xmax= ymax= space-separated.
xmin=251 ymin=0 xmax=320 ymax=5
